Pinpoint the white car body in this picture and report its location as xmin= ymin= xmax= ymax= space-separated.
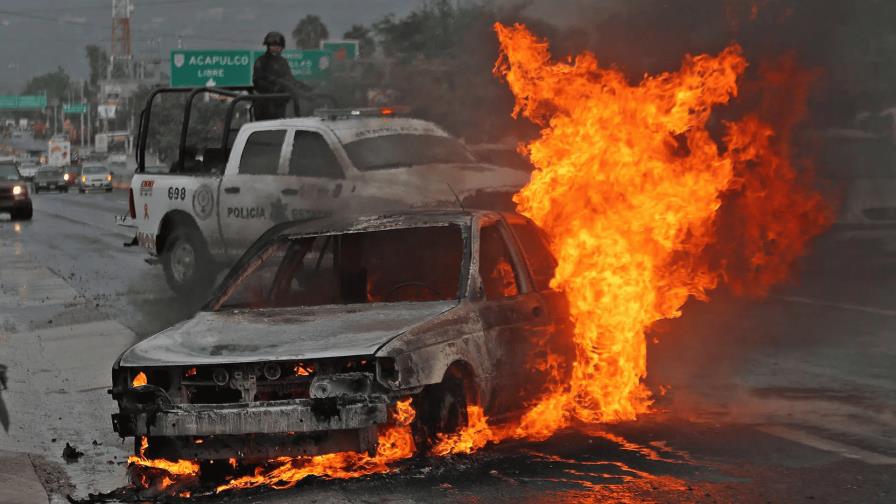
xmin=126 ymin=115 xmax=530 ymax=269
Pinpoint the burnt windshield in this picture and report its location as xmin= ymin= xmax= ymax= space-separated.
xmin=343 ymin=134 xmax=476 ymax=171
xmin=216 ymin=224 xmax=466 ymax=309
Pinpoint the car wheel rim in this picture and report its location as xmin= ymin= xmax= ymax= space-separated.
xmin=170 ymin=241 xmax=195 ymax=284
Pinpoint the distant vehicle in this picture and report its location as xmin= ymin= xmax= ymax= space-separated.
xmin=78 ymin=164 xmax=113 ymax=193
xmin=18 ymin=162 xmax=39 ymax=180
xmin=0 ymin=162 xmax=32 ymax=220
xmin=110 ymin=209 xmax=572 ymax=464
xmin=33 ymin=166 xmax=68 ymax=193
xmin=122 ymin=88 xmax=529 ymax=295
xmin=47 ymin=136 xmax=71 ymax=167
xmin=63 ymin=166 xmax=80 ymax=188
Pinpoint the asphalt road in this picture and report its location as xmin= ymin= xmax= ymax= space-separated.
xmin=0 ymin=189 xmax=894 ymax=503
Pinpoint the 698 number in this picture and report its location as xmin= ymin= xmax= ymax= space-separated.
xmin=168 ymin=187 xmax=186 ymax=200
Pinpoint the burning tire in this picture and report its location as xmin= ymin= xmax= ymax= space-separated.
xmin=412 ymin=375 xmax=470 ymax=452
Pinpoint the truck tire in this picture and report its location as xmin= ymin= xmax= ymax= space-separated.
xmin=412 ymin=376 xmax=469 ymax=453
xmin=161 ymin=226 xmax=214 ymax=296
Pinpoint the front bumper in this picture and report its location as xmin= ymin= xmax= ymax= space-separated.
xmin=113 ymin=396 xmax=388 ymax=437
xmin=81 ymin=180 xmax=113 ymax=190
xmin=0 ymin=197 xmax=31 ymax=211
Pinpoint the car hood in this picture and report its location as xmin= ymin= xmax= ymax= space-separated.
xmin=0 ymin=179 xmax=24 ymax=187
xmin=118 ymin=300 xmax=459 ymax=367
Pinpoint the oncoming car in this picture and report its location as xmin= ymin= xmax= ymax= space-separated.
xmin=78 ymin=164 xmax=113 ymax=192
xmin=33 ymin=166 xmax=68 ymax=193
xmin=0 ymin=162 xmax=32 ymax=220
xmin=110 ymin=210 xmax=573 ymax=463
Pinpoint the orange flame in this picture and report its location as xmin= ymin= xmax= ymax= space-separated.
xmin=294 ymin=363 xmax=313 ymax=376
xmin=489 ymin=22 xmax=830 ymax=439
xmin=131 ymin=372 xmax=147 ymax=387
xmin=430 ymin=406 xmax=499 ymax=456
xmin=128 ymin=436 xmax=200 ymax=492
xmin=215 ymin=398 xmax=417 ymax=492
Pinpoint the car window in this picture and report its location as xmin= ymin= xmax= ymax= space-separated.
xmin=238 ymin=130 xmax=285 ymax=175
xmin=288 ymin=131 xmax=343 ymax=178
xmin=509 ymin=221 xmax=556 ymax=291
xmin=343 ymin=134 xmax=476 ymax=171
xmin=479 ymin=224 xmax=521 ymax=299
xmin=217 ymin=224 xmax=465 ymax=309
xmin=0 ymin=164 xmax=19 ymax=180
xmin=83 ymin=166 xmax=106 ymax=174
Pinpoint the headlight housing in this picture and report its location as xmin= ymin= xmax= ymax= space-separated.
xmin=63 ymin=173 xmax=70 ymax=181
xmin=12 ymin=185 xmax=23 ymax=196
xmin=81 ymin=175 xmax=86 ymax=183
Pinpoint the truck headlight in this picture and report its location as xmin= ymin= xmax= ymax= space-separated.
xmin=12 ymin=185 xmax=23 ymax=196
xmin=63 ymin=173 xmax=70 ymax=181
xmin=106 ymin=174 xmax=112 ymax=182
xmin=81 ymin=176 xmax=86 ymax=183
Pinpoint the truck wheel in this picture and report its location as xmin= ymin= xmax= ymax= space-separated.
xmin=412 ymin=376 xmax=469 ymax=452
xmin=161 ymin=227 xmax=214 ymax=296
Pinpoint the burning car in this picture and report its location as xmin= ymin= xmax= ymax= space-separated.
xmin=111 ymin=209 xmax=572 ymax=466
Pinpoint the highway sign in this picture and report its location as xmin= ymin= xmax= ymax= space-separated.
xmin=0 ymin=95 xmax=47 ymax=110
xmin=170 ymin=50 xmax=254 ymax=88
xmin=250 ymin=49 xmax=332 ymax=81
xmin=321 ymin=40 xmax=359 ymax=61
xmin=63 ymin=103 xmax=88 ymax=114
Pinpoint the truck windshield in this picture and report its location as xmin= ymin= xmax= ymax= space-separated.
xmin=216 ymin=224 xmax=466 ymax=309
xmin=0 ymin=165 xmax=19 ymax=180
xmin=343 ymin=134 xmax=476 ymax=171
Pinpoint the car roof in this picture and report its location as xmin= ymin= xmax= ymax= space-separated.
xmin=274 ymin=208 xmax=503 ymax=240
xmin=246 ymin=116 xmax=452 ymax=145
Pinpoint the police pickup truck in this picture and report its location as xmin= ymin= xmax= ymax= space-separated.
xmin=122 ymin=88 xmax=529 ymax=294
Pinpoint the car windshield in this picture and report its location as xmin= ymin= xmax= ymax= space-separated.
xmin=343 ymin=134 xmax=476 ymax=171
xmin=39 ymin=167 xmax=62 ymax=177
xmin=0 ymin=164 xmax=19 ymax=180
xmin=216 ymin=224 xmax=466 ymax=309
xmin=83 ymin=166 xmax=106 ymax=174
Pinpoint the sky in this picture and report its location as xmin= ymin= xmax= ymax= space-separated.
xmin=0 ymin=0 xmax=598 ymax=93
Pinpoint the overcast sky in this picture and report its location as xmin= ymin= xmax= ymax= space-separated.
xmin=0 ymin=0 xmax=599 ymax=93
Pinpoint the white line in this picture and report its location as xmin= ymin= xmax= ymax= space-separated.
xmin=758 ymin=425 xmax=896 ymax=465
xmin=770 ymin=294 xmax=896 ymax=317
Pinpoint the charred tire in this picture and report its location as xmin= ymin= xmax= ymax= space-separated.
xmin=161 ymin=226 xmax=214 ymax=296
xmin=412 ymin=377 xmax=469 ymax=453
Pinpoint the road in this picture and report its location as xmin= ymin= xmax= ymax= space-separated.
xmin=0 ymin=189 xmax=894 ymax=503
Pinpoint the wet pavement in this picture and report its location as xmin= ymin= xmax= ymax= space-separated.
xmin=1 ymin=189 xmax=895 ymax=502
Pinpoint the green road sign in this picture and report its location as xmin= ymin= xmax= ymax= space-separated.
xmin=321 ymin=40 xmax=359 ymax=62
xmin=0 ymin=95 xmax=47 ymax=110
xmin=250 ymin=50 xmax=332 ymax=81
xmin=63 ymin=103 xmax=87 ymax=114
xmin=170 ymin=50 xmax=254 ymax=88
xmin=169 ymin=49 xmax=337 ymax=88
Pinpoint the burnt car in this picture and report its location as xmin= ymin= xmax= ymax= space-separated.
xmin=0 ymin=162 xmax=32 ymax=220
xmin=111 ymin=210 xmax=572 ymax=462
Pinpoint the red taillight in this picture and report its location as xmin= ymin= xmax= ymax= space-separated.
xmin=380 ymin=107 xmax=394 ymax=116
xmin=128 ymin=188 xmax=136 ymax=219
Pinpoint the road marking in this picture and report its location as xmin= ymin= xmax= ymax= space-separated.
xmin=758 ymin=425 xmax=896 ymax=465
xmin=771 ymin=294 xmax=896 ymax=317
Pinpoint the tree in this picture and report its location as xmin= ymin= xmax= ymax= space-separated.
xmin=22 ymin=67 xmax=71 ymax=103
xmin=292 ymin=15 xmax=329 ymax=50
xmin=343 ymin=24 xmax=376 ymax=58
xmin=85 ymin=45 xmax=108 ymax=88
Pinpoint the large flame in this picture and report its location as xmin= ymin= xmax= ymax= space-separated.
xmin=214 ymin=398 xmax=417 ymax=492
xmin=489 ymin=22 xmax=831 ymax=439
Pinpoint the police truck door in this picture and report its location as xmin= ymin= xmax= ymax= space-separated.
xmin=219 ymin=127 xmax=290 ymax=260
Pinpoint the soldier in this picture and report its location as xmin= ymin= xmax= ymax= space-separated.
xmin=253 ymin=31 xmax=313 ymax=120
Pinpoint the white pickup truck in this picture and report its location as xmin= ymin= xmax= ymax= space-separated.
xmin=123 ymin=99 xmax=528 ymax=295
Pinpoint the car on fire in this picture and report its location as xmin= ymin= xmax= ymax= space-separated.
xmin=111 ymin=209 xmax=573 ymax=463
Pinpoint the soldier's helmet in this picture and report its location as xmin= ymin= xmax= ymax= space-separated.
xmin=263 ymin=31 xmax=286 ymax=47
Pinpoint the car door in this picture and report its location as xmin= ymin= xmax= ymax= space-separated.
xmin=503 ymin=214 xmax=574 ymax=402
xmin=218 ymin=128 xmax=290 ymax=259
xmin=278 ymin=128 xmax=346 ymax=221
xmin=474 ymin=216 xmax=550 ymax=416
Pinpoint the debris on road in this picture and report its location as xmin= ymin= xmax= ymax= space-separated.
xmin=62 ymin=443 xmax=84 ymax=463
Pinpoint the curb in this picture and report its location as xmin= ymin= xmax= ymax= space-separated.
xmin=0 ymin=450 xmax=49 ymax=504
